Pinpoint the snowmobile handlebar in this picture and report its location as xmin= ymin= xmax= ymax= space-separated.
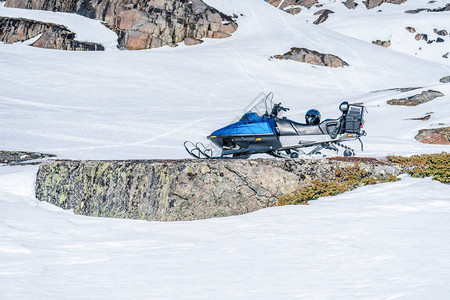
xmin=270 ymin=103 xmax=289 ymax=118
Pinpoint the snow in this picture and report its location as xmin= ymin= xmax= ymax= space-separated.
xmin=0 ymin=166 xmax=449 ymax=299
xmin=0 ymin=0 xmax=449 ymax=298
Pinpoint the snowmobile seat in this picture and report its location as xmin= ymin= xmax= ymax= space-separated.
xmin=277 ymin=119 xmax=323 ymax=136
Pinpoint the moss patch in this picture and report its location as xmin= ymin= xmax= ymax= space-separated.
xmin=278 ymin=164 xmax=399 ymax=206
xmin=387 ymin=152 xmax=449 ymax=184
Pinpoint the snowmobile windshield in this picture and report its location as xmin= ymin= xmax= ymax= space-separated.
xmin=240 ymin=93 xmax=274 ymax=121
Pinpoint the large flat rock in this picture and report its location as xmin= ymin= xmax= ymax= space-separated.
xmin=36 ymin=158 xmax=404 ymax=221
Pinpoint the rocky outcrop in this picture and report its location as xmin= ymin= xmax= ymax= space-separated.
xmin=387 ymin=90 xmax=444 ymax=106
xmin=0 ymin=17 xmax=48 ymax=43
xmin=4 ymin=0 xmax=238 ymax=50
xmin=0 ymin=17 xmax=104 ymax=50
xmin=405 ymin=26 xmax=416 ymax=33
xmin=440 ymin=76 xmax=450 ymax=83
xmin=364 ymin=0 xmax=406 ymax=9
xmin=405 ymin=4 xmax=450 ymax=14
xmin=415 ymin=127 xmax=450 ymax=145
xmin=313 ymin=9 xmax=334 ymax=25
xmin=274 ymin=47 xmax=349 ymax=68
xmin=372 ymin=39 xmax=391 ymax=47
xmin=31 ymin=25 xmax=104 ymax=50
xmin=343 ymin=0 xmax=358 ymax=9
xmin=35 ymin=158 xmax=405 ymax=221
xmin=266 ymin=0 xmax=318 ymax=15
xmin=0 ymin=150 xmax=55 ymax=165
xmin=434 ymin=29 xmax=448 ymax=36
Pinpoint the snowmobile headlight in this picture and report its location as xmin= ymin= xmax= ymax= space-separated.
xmin=347 ymin=134 xmax=353 ymax=137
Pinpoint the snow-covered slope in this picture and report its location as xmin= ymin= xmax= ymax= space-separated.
xmin=1 ymin=166 xmax=450 ymax=299
xmin=0 ymin=1 xmax=449 ymax=298
xmin=0 ymin=0 xmax=449 ymax=159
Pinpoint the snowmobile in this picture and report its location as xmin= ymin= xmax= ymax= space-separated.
xmin=184 ymin=93 xmax=366 ymax=159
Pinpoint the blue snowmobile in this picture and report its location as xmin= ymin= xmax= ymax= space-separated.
xmin=184 ymin=93 xmax=366 ymax=159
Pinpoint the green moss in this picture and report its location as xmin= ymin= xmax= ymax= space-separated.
xmin=387 ymin=152 xmax=449 ymax=184
xmin=278 ymin=164 xmax=399 ymax=206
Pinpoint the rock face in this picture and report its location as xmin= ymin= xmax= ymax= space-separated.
xmin=405 ymin=4 xmax=450 ymax=13
xmin=35 ymin=158 xmax=404 ymax=221
xmin=32 ymin=25 xmax=104 ymax=50
xmin=0 ymin=17 xmax=104 ymax=50
xmin=363 ymin=0 xmax=406 ymax=9
xmin=266 ymin=0 xmax=318 ymax=15
xmin=0 ymin=17 xmax=48 ymax=43
xmin=313 ymin=9 xmax=334 ymax=25
xmin=274 ymin=47 xmax=349 ymax=68
xmin=387 ymin=90 xmax=444 ymax=106
xmin=372 ymin=39 xmax=391 ymax=47
xmin=4 ymin=0 xmax=238 ymax=50
xmin=415 ymin=127 xmax=450 ymax=145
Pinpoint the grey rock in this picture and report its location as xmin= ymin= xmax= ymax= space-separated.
xmin=266 ymin=0 xmax=318 ymax=15
xmin=35 ymin=158 xmax=405 ymax=221
xmin=440 ymin=76 xmax=450 ymax=83
xmin=0 ymin=150 xmax=55 ymax=165
xmin=364 ymin=0 xmax=406 ymax=9
xmin=387 ymin=89 xmax=444 ymax=106
xmin=313 ymin=9 xmax=334 ymax=25
xmin=274 ymin=47 xmax=349 ymax=68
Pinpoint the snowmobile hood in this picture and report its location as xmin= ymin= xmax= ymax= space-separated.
xmin=208 ymin=118 xmax=276 ymax=138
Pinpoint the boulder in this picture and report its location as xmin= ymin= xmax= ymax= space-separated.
xmin=364 ymin=0 xmax=406 ymax=9
xmin=343 ymin=0 xmax=358 ymax=9
xmin=387 ymin=89 xmax=444 ymax=106
xmin=415 ymin=127 xmax=450 ymax=145
xmin=35 ymin=158 xmax=405 ymax=221
xmin=274 ymin=47 xmax=349 ymax=68
xmin=372 ymin=39 xmax=391 ymax=47
xmin=405 ymin=26 xmax=416 ymax=33
xmin=0 ymin=150 xmax=55 ymax=165
xmin=440 ymin=76 xmax=450 ymax=83
xmin=4 ymin=0 xmax=238 ymax=50
xmin=313 ymin=9 xmax=334 ymax=25
xmin=266 ymin=0 xmax=318 ymax=15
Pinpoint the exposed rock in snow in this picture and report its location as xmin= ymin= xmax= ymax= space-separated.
xmin=343 ymin=0 xmax=358 ymax=9
xmin=184 ymin=37 xmax=203 ymax=46
xmin=364 ymin=0 xmax=407 ymax=10
xmin=387 ymin=89 xmax=444 ymax=106
xmin=0 ymin=16 xmax=47 ymax=43
xmin=372 ymin=39 xmax=391 ymax=47
xmin=0 ymin=16 xmax=104 ymax=50
xmin=313 ymin=9 xmax=334 ymax=25
xmin=4 ymin=0 xmax=238 ymax=50
xmin=415 ymin=127 xmax=450 ymax=145
xmin=405 ymin=3 xmax=450 ymax=13
xmin=274 ymin=47 xmax=349 ymax=68
xmin=35 ymin=158 xmax=405 ymax=221
xmin=266 ymin=0 xmax=318 ymax=15
xmin=434 ymin=29 xmax=448 ymax=36
xmin=0 ymin=150 xmax=55 ymax=165
xmin=440 ymin=76 xmax=450 ymax=83
xmin=405 ymin=26 xmax=416 ymax=33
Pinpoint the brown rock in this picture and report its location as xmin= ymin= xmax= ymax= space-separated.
xmin=5 ymin=0 xmax=238 ymax=50
xmin=266 ymin=0 xmax=318 ymax=14
xmin=343 ymin=0 xmax=358 ymax=9
xmin=275 ymin=47 xmax=349 ymax=68
xmin=372 ymin=39 xmax=391 ymax=47
xmin=184 ymin=37 xmax=203 ymax=46
xmin=415 ymin=127 xmax=450 ymax=145
xmin=0 ymin=17 xmax=48 ymax=43
xmin=364 ymin=0 xmax=406 ymax=9
xmin=405 ymin=26 xmax=416 ymax=33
